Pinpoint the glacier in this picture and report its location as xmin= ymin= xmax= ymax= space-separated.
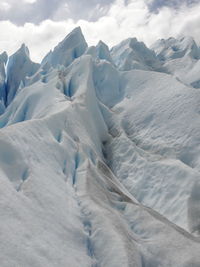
xmin=0 ymin=27 xmax=200 ymax=266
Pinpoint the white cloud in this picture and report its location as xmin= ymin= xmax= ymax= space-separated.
xmin=23 ymin=0 xmax=37 ymax=3
xmin=0 ymin=0 xmax=200 ymax=62
xmin=0 ymin=2 xmax=11 ymax=10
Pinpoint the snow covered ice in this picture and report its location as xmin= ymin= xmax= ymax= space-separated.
xmin=0 ymin=27 xmax=200 ymax=266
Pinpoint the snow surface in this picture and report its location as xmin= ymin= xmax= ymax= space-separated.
xmin=0 ymin=28 xmax=200 ymax=266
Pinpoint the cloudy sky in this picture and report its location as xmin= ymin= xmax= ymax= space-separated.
xmin=0 ymin=0 xmax=200 ymax=62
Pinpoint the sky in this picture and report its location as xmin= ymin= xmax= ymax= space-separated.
xmin=0 ymin=0 xmax=200 ymax=62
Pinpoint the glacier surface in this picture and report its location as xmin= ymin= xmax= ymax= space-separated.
xmin=0 ymin=27 xmax=200 ymax=266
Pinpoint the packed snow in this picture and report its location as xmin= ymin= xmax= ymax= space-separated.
xmin=0 ymin=27 xmax=200 ymax=266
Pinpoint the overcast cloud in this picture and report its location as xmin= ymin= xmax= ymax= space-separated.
xmin=149 ymin=0 xmax=199 ymax=11
xmin=0 ymin=0 xmax=115 ymax=24
xmin=0 ymin=0 xmax=200 ymax=62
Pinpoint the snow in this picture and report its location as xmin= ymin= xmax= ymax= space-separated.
xmin=0 ymin=28 xmax=200 ymax=266
xmin=188 ymin=179 xmax=200 ymax=235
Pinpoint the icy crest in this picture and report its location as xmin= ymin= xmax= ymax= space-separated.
xmin=152 ymin=36 xmax=200 ymax=60
xmin=86 ymin=40 xmax=113 ymax=63
xmin=111 ymin=37 xmax=161 ymax=71
xmin=41 ymin=27 xmax=88 ymax=68
xmin=6 ymin=44 xmax=40 ymax=106
xmin=151 ymin=36 xmax=200 ymax=88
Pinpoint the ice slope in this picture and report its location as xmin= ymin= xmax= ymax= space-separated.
xmin=0 ymin=28 xmax=200 ymax=266
xmin=103 ymin=69 xmax=200 ymax=231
